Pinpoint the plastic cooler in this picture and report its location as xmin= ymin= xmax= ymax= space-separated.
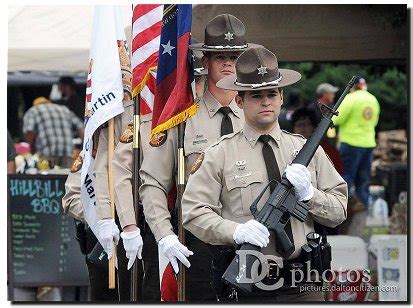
xmin=327 ymin=236 xmax=369 ymax=301
xmin=368 ymin=235 xmax=407 ymax=301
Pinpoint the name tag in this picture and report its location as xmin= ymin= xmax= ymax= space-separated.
xmin=193 ymin=138 xmax=208 ymax=145
xmin=234 ymin=172 xmax=251 ymax=180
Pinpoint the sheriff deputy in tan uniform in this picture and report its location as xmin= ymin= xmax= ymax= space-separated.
xmin=182 ymin=46 xmax=348 ymax=302
xmin=92 ymin=42 xmax=145 ymax=300
xmin=139 ymin=15 xmax=261 ymax=301
xmin=111 ymin=46 xmax=208 ymax=301
xmin=62 ymin=131 xmax=119 ymax=301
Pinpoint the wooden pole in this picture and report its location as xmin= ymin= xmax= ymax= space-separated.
xmin=108 ymin=118 xmax=116 ymax=289
xmin=177 ymin=122 xmax=186 ymax=302
xmin=130 ymin=94 xmax=142 ymax=301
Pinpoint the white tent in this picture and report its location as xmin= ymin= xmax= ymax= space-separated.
xmin=8 ymin=5 xmax=407 ymax=73
xmin=8 ymin=5 xmax=132 ymax=72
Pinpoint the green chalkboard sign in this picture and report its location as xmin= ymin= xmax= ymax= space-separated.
xmin=7 ymin=174 xmax=89 ymax=287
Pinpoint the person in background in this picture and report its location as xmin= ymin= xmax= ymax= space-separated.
xmin=309 ymin=83 xmax=339 ymax=124
xmin=332 ymin=77 xmax=380 ymax=209
xmin=22 ymin=97 xmax=84 ymax=169
xmin=308 ymin=83 xmax=340 ymax=147
xmin=291 ymin=107 xmax=344 ymax=175
xmin=57 ymin=76 xmax=84 ymax=120
xmin=278 ymin=88 xmax=303 ymax=132
xmin=7 ymin=130 xmax=17 ymax=174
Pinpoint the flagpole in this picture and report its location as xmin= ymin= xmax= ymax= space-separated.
xmin=177 ymin=122 xmax=186 ymax=302
xmin=108 ymin=118 xmax=117 ymax=289
xmin=130 ymin=93 xmax=142 ymax=301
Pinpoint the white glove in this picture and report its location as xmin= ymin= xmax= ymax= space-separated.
xmin=121 ymin=229 xmax=143 ymax=270
xmin=158 ymin=234 xmax=193 ymax=274
xmin=97 ymin=218 xmax=120 ymax=259
xmin=233 ymin=220 xmax=270 ymax=248
xmin=285 ymin=163 xmax=314 ymax=201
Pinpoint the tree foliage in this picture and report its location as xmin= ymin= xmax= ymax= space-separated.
xmin=281 ymin=62 xmax=407 ymax=131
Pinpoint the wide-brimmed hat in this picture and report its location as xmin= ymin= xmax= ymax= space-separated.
xmin=189 ymin=14 xmax=258 ymax=52
xmin=217 ymin=46 xmax=301 ymax=91
xmin=190 ymin=38 xmax=208 ymax=76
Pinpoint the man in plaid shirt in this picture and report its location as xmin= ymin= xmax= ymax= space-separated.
xmin=23 ymin=97 xmax=84 ymax=168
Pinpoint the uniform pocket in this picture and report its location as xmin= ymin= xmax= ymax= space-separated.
xmin=225 ymin=171 xmax=264 ymax=217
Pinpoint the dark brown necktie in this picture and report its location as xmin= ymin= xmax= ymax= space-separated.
xmin=218 ymin=107 xmax=233 ymax=136
xmin=258 ymin=134 xmax=294 ymax=254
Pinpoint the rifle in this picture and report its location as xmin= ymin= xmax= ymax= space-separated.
xmin=222 ymin=76 xmax=357 ymax=293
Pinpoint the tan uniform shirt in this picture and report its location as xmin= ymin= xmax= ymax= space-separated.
xmin=62 ymin=129 xmax=101 ymax=222
xmin=95 ymin=100 xmax=134 ymax=220
xmin=112 ymin=113 xmax=152 ymax=229
xmin=62 ymin=169 xmax=85 ymax=222
xmin=139 ymin=90 xmax=244 ymax=242
xmin=182 ymin=123 xmax=348 ymax=259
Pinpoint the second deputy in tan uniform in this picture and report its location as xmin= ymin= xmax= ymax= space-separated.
xmin=139 ymin=14 xmax=261 ymax=301
xmin=111 ymin=46 xmax=208 ymax=301
xmin=182 ymin=47 xmax=348 ymax=302
xmin=94 ymin=94 xmax=144 ymax=299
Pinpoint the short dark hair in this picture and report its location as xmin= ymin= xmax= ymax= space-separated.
xmin=237 ymin=88 xmax=282 ymax=100
xmin=291 ymin=107 xmax=318 ymax=127
xmin=58 ymin=76 xmax=76 ymax=88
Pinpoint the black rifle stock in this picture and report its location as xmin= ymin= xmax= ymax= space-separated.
xmin=222 ymin=76 xmax=357 ymax=293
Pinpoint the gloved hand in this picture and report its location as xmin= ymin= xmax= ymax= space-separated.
xmin=158 ymin=234 xmax=193 ymax=274
xmin=97 ymin=218 xmax=120 ymax=259
xmin=285 ymin=163 xmax=314 ymax=201
xmin=233 ymin=219 xmax=270 ymax=247
xmin=121 ymin=229 xmax=143 ymax=270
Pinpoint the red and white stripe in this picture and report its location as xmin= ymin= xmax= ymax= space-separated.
xmin=139 ymin=69 xmax=156 ymax=115
xmin=131 ymin=4 xmax=162 ymax=99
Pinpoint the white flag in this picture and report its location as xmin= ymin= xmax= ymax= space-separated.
xmin=80 ymin=6 xmax=126 ymax=244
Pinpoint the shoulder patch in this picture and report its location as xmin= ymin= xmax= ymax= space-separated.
xmin=71 ymin=154 xmax=83 ymax=173
xmin=150 ymin=131 xmax=167 ymax=147
xmin=190 ymin=153 xmax=204 ymax=174
xmin=120 ymin=121 xmax=134 ymax=143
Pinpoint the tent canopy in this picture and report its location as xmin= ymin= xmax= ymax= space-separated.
xmin=8 ymin=5 xmax=131 ymax=72
xmin=8 ymin=5 xmax=407 ymax=73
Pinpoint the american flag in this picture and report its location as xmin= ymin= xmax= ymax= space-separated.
xmin=131 ymin=4 xmax=162 ymax=115
xmin=131 ymin=4 xmax=177 ymax=300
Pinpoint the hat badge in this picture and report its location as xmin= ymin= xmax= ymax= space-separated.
xmin=224 ymin=31 xmax=234 ymax=41
xmin=257 ymin=65 xmax=268 ymax=76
